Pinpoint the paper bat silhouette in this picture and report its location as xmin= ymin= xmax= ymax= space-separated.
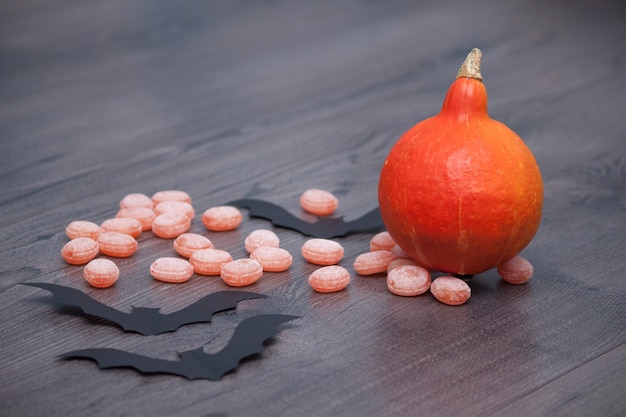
xmin=228 ymin=198 xmax=384 ymax=238
xmin=23 ymin=282 xmax=266 ymax=335
xmin=61 ymin=314 xmax=299 ymax=380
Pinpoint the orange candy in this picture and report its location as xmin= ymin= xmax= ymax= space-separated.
xmin=220 ymin=259 xmax=263 ymax=287
xmin=387 ymin=265 xmax=431 ymax=296
xmin=100 ymin=217 xmax=142 ymax=238
xmin=173 ymin=233 xmax=214 ymax=258
xmin=150 ymin=257 xmax=194 ymax=283
xmin=151 ymin=190 xmax=192 ymax=206
xmin=65 ymin=220 xmax=101 ymax=240
xmin=84 ymin=259 xmax=119 ymax=288
xmin=430 ymin=276 xmax=471 ymax=305
xmin=97 ymin=232 xmax=138 ymax=258
xmin=301 ymin=238 xmax=344 ymax=265
xmin=353 ymin=250 xmax=396 ymax=275
xmin=61 ymin=237 xmax=99 ymax=265
xmin=154 ymin=201 xmax=195 ymax=219
xmin=152 ymin=211 xmax=191 ymax=238
xmin=390 ymin=244 xmax=411 ymax=259
xmin=308 ymin=265 xmax=351 ymax=293
xmin=202 ymin=206 xmax=243 ymax=231
xmin=119 ymin=193 xmax=153 ymax=210
xmin=250 ymin=247 xmax=293 ymax=272
xmin=369 ymin=231 xmax=396 ymax=252
xmin=299 ymin=189 xmax=338 ymax=216
xmin=116 ymin=207 xmax=156 ymax=231
xmin=189 ymin=248 xmax=233 ymax=275
xmin=387 ymin=258 xmax=422 ymax=273
xmin=244 ymin=229 xmax=280 ymax=254
xmin=497 ymin=256 xmax=534 ymax=284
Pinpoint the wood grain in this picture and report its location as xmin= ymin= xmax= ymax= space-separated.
xmin=1 ymin=0 xmax=624 ymax=416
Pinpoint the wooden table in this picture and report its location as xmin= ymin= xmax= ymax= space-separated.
xmin=1 ymin=1 xmax=624 ymax=416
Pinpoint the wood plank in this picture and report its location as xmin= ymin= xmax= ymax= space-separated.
xmin=488 ymin=344 xmax=626 ymax=417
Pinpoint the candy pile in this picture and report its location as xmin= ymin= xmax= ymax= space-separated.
xmin=60 ymin=189 xmax=533 ymax=305
xmin=61 ymin=190 xmax=291 ymax=288
xmin=350 ymin=230 xmax=534 ymax=305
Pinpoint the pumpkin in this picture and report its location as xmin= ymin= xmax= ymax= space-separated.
xmin=378 ymin=48 xmax=543 ymax=275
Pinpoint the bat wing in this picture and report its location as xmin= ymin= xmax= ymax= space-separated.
xmin=228 ymin=198 xmax=383 ymax=238
xmin=310 ymin=207 xmax=384 ymax=238
xmin=159 ymin=291 xmax=267 ymax=334
xmin=60 ymin=314 xmax=299 ymax=380
xmin=23 ymin=283 xmax=129 ymax=329
xmin=61 ymin=348 xmax=185 ymax=377
xmin=199 ymin=314 xmax=300 ymax=380
xmin=228 ymin=198 xmax=314 ymax=233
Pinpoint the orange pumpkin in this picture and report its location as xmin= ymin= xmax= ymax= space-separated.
xmin=378 ymin=48 xmax=543 ymax=275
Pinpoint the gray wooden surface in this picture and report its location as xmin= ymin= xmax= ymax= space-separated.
xmin=1 ymin=0 xmax=624 ymax=416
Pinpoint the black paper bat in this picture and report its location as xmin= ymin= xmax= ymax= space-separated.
xmin=61 ymin=314 xmax=299 ymax=380
xmin=228 ymin=198 xmax=384 ymax=238
xmin=23 ymin=282 xmax=266 ymax=335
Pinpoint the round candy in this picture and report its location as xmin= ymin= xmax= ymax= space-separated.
xmin=308 ymin=265 xmax=351 ymax=293
xmin=173 ymin=233 xmax=214 ymax=258
xmin=497 ymin=256 xmax=534 ymax=284
xmin=61 ymin=237 xmax=99 ymax=265
xmin=84 ymin=259 xmax=119 ymax=288
xmin=221 ymin=259 xmax=263 ymax=287
xmin=244 ymin=229 xmax=280 ymax=254
xmin=154 ymin=201 xmax=195 ymax=219
xmin=100 ymin=217 xmax=143 ymax=238
xmin=189 ymin=248 xmax=233 ymax=275
xmin=353 ymin=250 xmax=396 ymax=275
xmin=387 ymin=265 xmax=431 ymax=296
xmin=299 ymin=189 xmax=338 ymax=216
xmin=151 ymin=190 xmax=192 ymax=206
xmin=97 ymin=232 xmax=138 ymax=258
xmin=390 ymin=244 xmax=411 ymax=259
xmin=301 ymin=238 xmax=344 ymax=266
xmin=152 ymin=211 xmax=191 ymax=238
xmin=369 ymin=231 xmax=396 ymax=252
xmin=202 ymin=206 xmax=243 ymax=231
xmin=430 ymin=276 xmax=471 ymax=306
xmin=119 ymin=193 xmax=153 ymax=210
xmin=116 ymin=207 xmax=156 ymax=231
xmin=150 ymin=257 xmax=194 ymax=283
xmin=250 ymin=247 xmax=293 ymax=272
xmin=387 ymin=258 xmax=422 ymax=273
xmin=65 ymin=220 xmax=101 ymax=240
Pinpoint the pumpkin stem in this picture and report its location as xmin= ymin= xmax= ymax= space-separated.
xmin=456 ymin=48 xmax=483 ymax=81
